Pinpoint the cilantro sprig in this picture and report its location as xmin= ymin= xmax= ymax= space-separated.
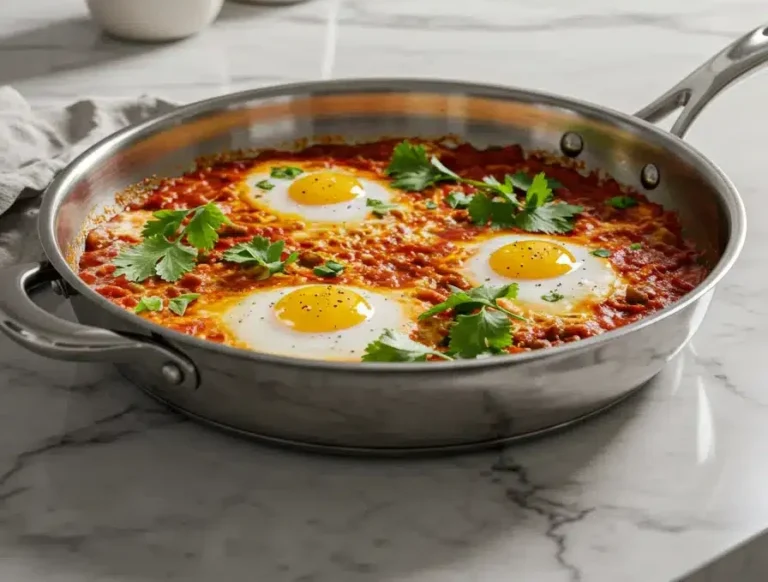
xmin=313 ymin=260 xmax=345 ymax=278
xmin=362 ymin=330 xmax=453 ymax=362
xmin=419 ymin=283 xmax=526 ymax=322
xmin=363 ymin=283 xmax=528 ymax=362
xmin=169 ymin=293 xmax=200 ymax=316
xmin=606 ymin=196 xmax=638 ymax=209
xmin=366 ymin=198 xmax=399 ymax=217
xmin=385 ymin=141 xmax=583 ymax=234
xmin=222 ymin=236 xmax=298 ymax=280
xmin=114 ymin=202 xmax=228 ymax=283
xmin=134 ymin=296 xmax=163 ymax=314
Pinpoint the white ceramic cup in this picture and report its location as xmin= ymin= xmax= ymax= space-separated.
xmin=85 ymin=0 xmax=225 ymax=42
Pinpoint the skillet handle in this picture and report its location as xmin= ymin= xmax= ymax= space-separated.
xmin=635 ymin=24 xmax=768 ymax=138
xmin=0 ymin=261 xmax=199 ymax=391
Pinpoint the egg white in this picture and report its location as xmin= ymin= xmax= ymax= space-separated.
xmin=463 ymin=234 xmax=619 ymax=313
xmin=217 ymin=285 xmax=417 ymax=361
xmin=244 ymin=167 xmax=395 ymax=223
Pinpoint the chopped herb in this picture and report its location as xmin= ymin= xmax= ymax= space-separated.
xmin=591 ymin=249 xmax=612 ymax=258
xmin=542 ymin=291 xmax=564 ymax=302
xmin=628 ymin=242 xmax=643 ymax=250
xmin=313 ymin=260 xmax=345 ymax=278
xmin=448 ymin=307 xmax=511 ymax=359
xmin=362 ymin=329 xmax=453 ymax=362
xmin=425 ymin=200 xmax=438 ymax=209
xmin=116 ymin=202 xmax=229 ymax=283
xmin=256 ymin=180 xmax=275 ymax=191
xmin=184 ymin=203 xmax=229 ymax=251
xmin=386 ymin=141 xmax=582 ymax=234
xmin=606 ymin=196 xmax=638 ymax=209
xmin=134 ymin=296 xmax=163 ymax=314
xmin=446 ymin=191 xmax=473 ymax=209
xmin=222 ymin=236 xmax=299 ymax=279
xmin=270 ymin=166 xmax=303 ymax=179
xmin=366 ymin=198 xmax=399 ymax=217
xmin=168 ymin=293 xmax=200 ymax=316
xmin=114 ymin=237 xmax=197 ymax=283
xmin=419 ymin=283 xmax=524 ymax=321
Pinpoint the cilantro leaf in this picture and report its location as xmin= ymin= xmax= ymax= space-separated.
xmin=168 ymin=293 xmax=200 ymax=316
xmin=313 ymin=260 xmax=345 ymax=278
xmin=385 ymin=142 xmax=454 ymax=191
xmin=366 ymin=198 xmax=399 ymax=217
xmin=512 ymin=171 xmax=562 ymax=192
xmin=155 ymin=242 xmax=198 ymax=282
xmin=607 ymin=196 xmax=638 ymax=209
xmin=362 ymin=329 xmax=452 ymax=362
xmin=448 ymin=308 xmax=512 ymax=359
xmin=524 ymin=173 xmax=554 ymax=208
xmin=542 ymin=291 xmax=564 ymax=302
xmin=184 ymin=203 xmax=229 ymax=251
xmin=628 ymin=242 xmax=643 ymax=250
xmin=134 ymin=296 xmax=163 ymax=314
xmin=446 ymin=191 xmax=473 ymax=209
xmin=425 ymin=200 xmax=437 ymax=209
xmin=256 ymin=180 xmax=274 ymax=190
xmin=114 ymin=237 xmax=197 ymax=283
xmin=222 ymin=236 xmax=298 ymax=279
xmin=141 ymin=209 xmax=189 ymax=239
xmin=420 ymin=283 xmax=525 ymax=322
xmin=468 ymin=193 xmax=493 ymax=225
xmin=270 ymin=166 xmax=303 ymax=179
xmin=514 ymin=202 xmax=583 ymax=234
xmin=591 ymin=248 xmax=612 ymax=258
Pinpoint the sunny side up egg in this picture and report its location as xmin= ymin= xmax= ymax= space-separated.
xmin=216 ymin=284 xmax=419 ymax=361
xmin=243 ymin=163 xmax=395 ymax=223
xmin=464 ymin=234 xmax=620 ymax=314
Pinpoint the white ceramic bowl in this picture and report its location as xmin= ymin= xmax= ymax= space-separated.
xmin=85 ymin=0 xmax=224 ymax=42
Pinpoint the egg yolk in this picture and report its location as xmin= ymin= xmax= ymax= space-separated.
xmin=274 ymin=285 xmax=373 ymax=333
xmin=287 ymin=171 xmax=365 ymax=206
xmin=489 ymin=240 xmax=578 ymax=280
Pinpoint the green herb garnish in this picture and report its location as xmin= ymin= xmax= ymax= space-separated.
xmin=222 ymin=236 xmax=298 ymax=280
xmin=606 ymin=196 xmax=638 ymax=209
xmin=542 ymin=291 xmax=564 ymax=302
xmin=385 ymin=141 xmax=582 ymax=233
xmin=591 ymin=249 xmax=612 ymax=258
xmin=419 ymin=283 xmax=525 ymax=322
xmin=255 ymin=180 xmax=275 ymax=191
xmin=448 ymin=308 xmax=511 ymax=359
xmin=628 ymin=242 xmax=643 ymax=250
xmin=168 ymin=293 xmax=200 ymax=316
xmin=362 ymin=329 xmax=453 ymax=362
xmin=134 ymin=296 xmax=163 ymax=314
xmin=445 ymin=191 xmax=473 ymax=209
xmin=425 ymin=200 xmax=438 ymax=209
xmin=366 ymin=198 xmax=399 ymax=217
xmin=115 ymin=202 xmax=229 ymax=283
xmin=313 ymin=260 xmax=345 ymax=278
xmin=270 ymin=166 xmax=303 ymax=179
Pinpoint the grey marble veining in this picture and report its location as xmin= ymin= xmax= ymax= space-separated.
xmin=1 ymin=0 xmax=768 ymax=580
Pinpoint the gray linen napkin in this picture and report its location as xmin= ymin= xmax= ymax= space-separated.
xmin=0 ymin=87 xmax=176 ymax=266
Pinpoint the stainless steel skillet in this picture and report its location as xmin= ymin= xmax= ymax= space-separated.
xmin=0 ymin=25 xmax=764 ymax=455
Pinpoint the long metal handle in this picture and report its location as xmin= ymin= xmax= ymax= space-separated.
xmin=635 ymin=24 xmax=768 ymax=137
xmin=0 ymin=262 xmax=199 ymax=390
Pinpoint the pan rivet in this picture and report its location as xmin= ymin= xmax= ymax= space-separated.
xmin=161 ymin=363 xmax=184 ymax=385
xmin=641 ymin=163 xmax=660 ymax=189
xmin=560 ymin=132 xmax=583 ymax=157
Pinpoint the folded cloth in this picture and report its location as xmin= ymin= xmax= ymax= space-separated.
xmin=0 ymin=87 xmax=175 ymax=266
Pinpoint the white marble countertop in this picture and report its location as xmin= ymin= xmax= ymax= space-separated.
xmin=2 ymin=0 xmax=768 ymax=580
